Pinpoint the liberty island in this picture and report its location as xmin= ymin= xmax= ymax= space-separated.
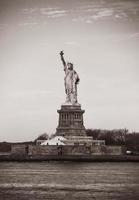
xmin=0 ymin=51 xmax=138 ymax=159
xmin=2 ymin=51 xmax=126 ymax=157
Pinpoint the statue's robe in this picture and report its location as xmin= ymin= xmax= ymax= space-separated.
xmin=64 ymin=67 xmax=79 ymax=104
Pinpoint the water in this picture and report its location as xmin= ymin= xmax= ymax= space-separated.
xmin=0 ymin=162 xmax=139 ymax=200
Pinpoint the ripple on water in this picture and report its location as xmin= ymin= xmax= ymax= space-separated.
xmin=0 ymin=162 xmax=139 ymax=200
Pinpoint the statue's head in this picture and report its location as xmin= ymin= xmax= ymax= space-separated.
xmin=67 ymin=62 xmax=73 ymax=70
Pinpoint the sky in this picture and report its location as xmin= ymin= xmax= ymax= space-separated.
xmin=0 ymin=0 xmax=139 ymax=142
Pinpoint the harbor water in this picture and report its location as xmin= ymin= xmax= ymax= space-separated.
xmin=0 ymin=162 xmax=139 ymax=200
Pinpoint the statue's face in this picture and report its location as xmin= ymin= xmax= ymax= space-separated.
xmin=67 ymin=63 xmax=73 ymax=70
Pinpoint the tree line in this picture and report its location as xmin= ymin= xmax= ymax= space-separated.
xmin=0 ymin=129 xmax=139 ymax=153
xmin=86 ymin=129 xmax=139 ymax=152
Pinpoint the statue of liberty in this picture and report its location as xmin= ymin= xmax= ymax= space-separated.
xmin=60 ymin=51 xmax=80 ymax=104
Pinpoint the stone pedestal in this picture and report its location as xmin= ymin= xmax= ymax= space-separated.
xmin=56 ymin=104 xmax=86 ymax=137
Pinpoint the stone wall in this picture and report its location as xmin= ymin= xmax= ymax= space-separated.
xmin=62 ymin=145 xmax=102 ymax=155
xmin=11 ymin=144 xmax=27 ymax=155
xmin=101 ymin=145 xmax=124 ymax=155
xmin=27 ymin=144 xmax=124 ymax=156
xmin=28 ymin=145 xmax=60 ymax=156
xmin=63 ymin=145 xmax=124 ymax=155
xmin=11 ymin=143 xmax=125 ymax=156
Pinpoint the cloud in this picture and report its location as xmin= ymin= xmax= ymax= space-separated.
xmin=17 ymin=7 xmax=68 ymax=27
xmin=128 ymin=32 xmax=139 ymax=39
xmin=72 ymin=8 xmax=114 ymax=23
xmin=91 ymin=8 xmax=114 ymax=19
xmin=21 ymin=7 xmax=67 ymax=18
xmin=71 ymin=0 xmax=139 ymax=23
xmin=42 ymin=9 xmax=67 ymax=18
xmin=19 ymin=22 xmax=38 ymax=26
xmin=47 ymin=13 xmax=67 ymax=18
xmin=22 ymin=8 xmax=38 ymax=14
xmin=85 ymin=19 xmax=92 ymax=24
xmin=114 ymin=32 xmax=139 ymax=42
xmin=44 ymin=10 xmax=66 ymax=15
xmin=40 ymin=7 xmax=60 ymax=14
xmin=114 ymin=12 xmax=128 ymax=19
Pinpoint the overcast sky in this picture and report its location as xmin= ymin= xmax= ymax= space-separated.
xmin=0 ymin=0 xmax=139 ymax=142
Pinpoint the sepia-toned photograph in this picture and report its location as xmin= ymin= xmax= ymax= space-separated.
xmin=0 ymin=0 xmax=139 ymax=199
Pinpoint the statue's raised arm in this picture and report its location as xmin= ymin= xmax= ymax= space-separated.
xmin=60 ymin=51 xmax=66 ymax=71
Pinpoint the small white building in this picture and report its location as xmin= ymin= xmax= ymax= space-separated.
xmin=40 ymin=135 xmax=105 ymax=146
xmin=41 ymin=136 xmax=66 ymax=146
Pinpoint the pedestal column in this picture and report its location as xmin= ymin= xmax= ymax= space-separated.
xmin=56 ymin=104 xmax=86 ymax=137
